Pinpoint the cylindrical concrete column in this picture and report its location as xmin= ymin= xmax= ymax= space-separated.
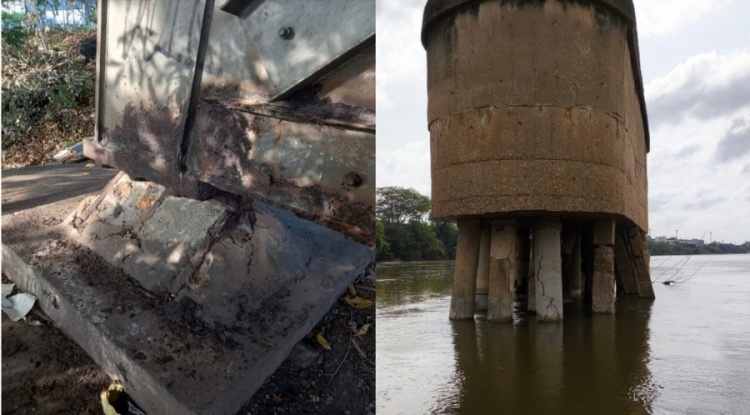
xmin=593 ymin=219 xmax=616 ymax=313
xmin=528 ymin=231 xmax=536 ymax=313
xmin=487 ymin=219 xmax=517 ymax=322
xmin=561 ymin=227 xmax=576 ymax=300
xmin=533 ymin=221 xmax=563 ymax=322
xmin=571 ymin=228 xmax=583 ymax=301
xmin=517 ymin=229 xmax=531 ymax=300
xmin=475 ymin=227 xmax=491 ymax=311
xmin=592 ymin=245 xmax=616 ymax=313
xmin=450 ymin=218 xmax=482 ymax=320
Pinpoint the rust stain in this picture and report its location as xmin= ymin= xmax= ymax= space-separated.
xmin=136 ymin=195 xmax=156 ymax=211
xmin=113 ymin=182 xmax=133 ymax=201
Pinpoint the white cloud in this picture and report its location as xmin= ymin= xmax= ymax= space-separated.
xmin=645 ymin=50 xmax=750 ymax=127
xmin=634 ymin=0 xmax=734 ymax=39
xmin=376 ymin=139 xmax=431 ymax=196
xmin=376 ymin=0 xmax=427 ymax=109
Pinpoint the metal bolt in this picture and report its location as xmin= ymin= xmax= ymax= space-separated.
xmin=344 ymin=172 xmax=363 ymax=187
xmin=279 ymin=27 xmax=294 ymax=39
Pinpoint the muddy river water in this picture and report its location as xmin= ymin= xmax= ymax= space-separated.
xmin=376 ymin=254 xmax=750 ymax=414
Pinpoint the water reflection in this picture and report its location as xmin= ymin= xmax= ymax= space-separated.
xmin=442 ymin=299 xmax=655 ymax=414
xmin=378 ymin=261 xmax=661 ymax=415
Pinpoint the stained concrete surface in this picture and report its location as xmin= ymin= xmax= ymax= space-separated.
xmin=1 ymin=165 xmax=374 ymax=415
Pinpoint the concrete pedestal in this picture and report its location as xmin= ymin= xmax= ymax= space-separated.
xmin=487 ymin=220 xmax=517 ymax=322
xmin=450 ymin=218 xmax=481 ymax=320
xmin=475 ymin=227 xmax=491 ymax=311
xmin=533 ymin=221 xmax=563 ymax=321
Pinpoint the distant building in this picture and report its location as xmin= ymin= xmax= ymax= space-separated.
xmin=686 ymin=239 xmax=704 ymax=247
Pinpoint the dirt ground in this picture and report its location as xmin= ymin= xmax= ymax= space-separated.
xmin=1 ymin=270 xmax=376 ymax=415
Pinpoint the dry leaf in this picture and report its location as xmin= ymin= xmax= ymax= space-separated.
xmin=271 ymin=394 xmax=282 ymax=403
xmin=347 ymin=283 xmax=357 ymax=297
xmin=315 ymin=330 xmax=331 ymax=350
xmin=345 ymin=296 xmax=373 ymax=309
xmin=353 ymin=323 xmax=371 ymax=337
xmin=100 ymin=381 xmax=124 ymax=415
xmin=85 ymin=162 xmax=96 ymax=168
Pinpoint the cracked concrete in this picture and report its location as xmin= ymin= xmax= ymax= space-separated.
xmin=592 ymin=246 xmax=616 ymax=313
xmin=487 ymin=220 xmax=517 ymax=322
xmin=533 ymin=222 xmax=563 ymax=322
xmin=3 ymin=173 xmax=374 ymax=414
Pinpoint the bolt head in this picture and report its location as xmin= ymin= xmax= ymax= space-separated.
xmin=279 ymin=27 xmax=294 ymax=39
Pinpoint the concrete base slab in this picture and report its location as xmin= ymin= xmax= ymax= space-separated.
xmin=2 ymin=188 xmax=373 ymax=414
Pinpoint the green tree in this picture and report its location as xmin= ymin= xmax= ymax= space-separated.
xmin=431 ymin=221 xmax=458 ymax=259
xmin=376 ymin=187 xmax=431 ymax=224
xmin=375 ymin=220 xmax=393 ymax=261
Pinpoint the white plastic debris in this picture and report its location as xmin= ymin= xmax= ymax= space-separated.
xmin=52 ymin=148 xmax=74 ymax=161
xmin=51 ymin=141 xmax=87 ymax=163
xmin=2 ymin=283 xmax=37 ymax=321
xmin=2 ymin=283 xmax=14 ymax=297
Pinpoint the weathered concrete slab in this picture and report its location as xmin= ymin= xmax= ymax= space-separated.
xmin=2 ymin=187 xmax=373 ymax=414
xmin=70 ymin=175 xmax=227 ymax=293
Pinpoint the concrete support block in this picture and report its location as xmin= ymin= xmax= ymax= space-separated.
xmin=592 ymin=245 xmax=616 ymax=313
xmin=475 ymin=227 xmax=491 ymax=311
xmin=593 ymin=218 xmax=616 ymax=246
xmin=487 ymin=220 xmax=517 ymax=322
xmin=72 ymin=174 xmax=228 ymax=294
xmin=3 ymin=197 xmax=374 ymax=415
xmin=533 ymin=221 xmax=563 ymax=321
xmin=450 ymin=218 xmax=481 ymax=320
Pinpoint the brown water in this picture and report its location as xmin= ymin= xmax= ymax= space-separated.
xmin=376 ymin=255 xmax=750 ymax=415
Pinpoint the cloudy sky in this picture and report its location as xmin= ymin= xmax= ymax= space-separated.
xmin=376 ymin=0 xmax=750 ymax=244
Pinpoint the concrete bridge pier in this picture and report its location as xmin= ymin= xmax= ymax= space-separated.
xmin=450 ymin=218 xmax=482 ymax=320
xmin=487 ymin=220 xmax=518 ymax=322
xmin=475 ymin=227 xmax=491 ymax=311
xmin=592 ymin=219 xmax=616 ymax=313
xmin=533 ymin=221 xmax=563 ymax=322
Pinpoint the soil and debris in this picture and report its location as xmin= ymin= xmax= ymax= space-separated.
xmin=0 ymin=267 xmax=376 ymax=415
xmin=2 ymin=274 xmax=111 ymax=415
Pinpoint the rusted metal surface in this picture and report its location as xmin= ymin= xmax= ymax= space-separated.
xmin=88 ymin=0 xmax=375 ymax=242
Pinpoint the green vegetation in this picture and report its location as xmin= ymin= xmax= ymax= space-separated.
xmin=374 ymin=187 xmax=749 ymax=261
xmin=2 ymin=2 xmax=96 ymax=168
xmin=376 ymin=187 xmax=458 ymax=262
xmin=648 ymin=241 xmax=750 ymax=256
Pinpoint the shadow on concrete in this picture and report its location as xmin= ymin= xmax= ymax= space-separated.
xmin=1 ymin=164 xmax=118 ymax=215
